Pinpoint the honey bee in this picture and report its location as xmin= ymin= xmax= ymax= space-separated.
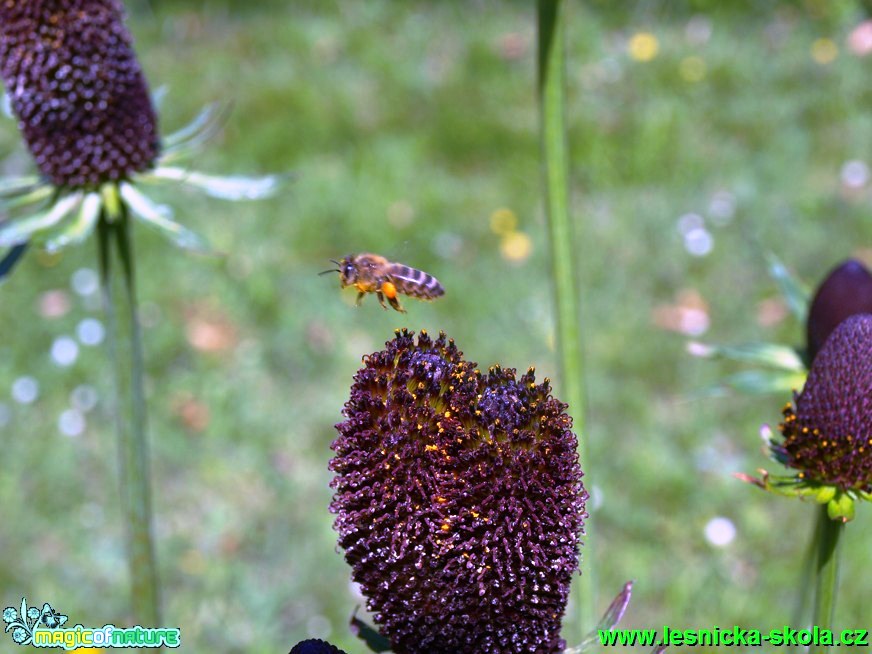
xmin=320 ymin=253 xmax=444 ymax=313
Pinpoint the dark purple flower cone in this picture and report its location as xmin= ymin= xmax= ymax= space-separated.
xmin=779 ymin=314 xmax=872 ymax=491
xmin=330 ymin=330 xmax=586 ymax=654
xmin=289 ymin=640 xmax=348 ymax=654
xmin=806 ymin=259 xmax=872 ymax=362
xmin=0 ymin=0 xmax=159 ymax=188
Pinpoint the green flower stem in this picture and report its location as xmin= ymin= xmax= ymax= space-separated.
xmin=537 ymin=0 xmax=592 ymax=636
xmin=790 ymin=517 xmax=819 ymax=646
xmin=97 ymin=200 xmax=161 ymax=625
xmin=810 ymin=506 xmax=844 ymax=654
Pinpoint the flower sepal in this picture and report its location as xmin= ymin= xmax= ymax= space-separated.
xmin=735 ymin=470 xmax=865 ymax=522
xmin=566 ymin=581 xmax=633 ymax=654
xmin=349 ymin=609 xmax=390 ymax=653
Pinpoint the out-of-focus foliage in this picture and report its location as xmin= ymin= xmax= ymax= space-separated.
xmin=1 ymin=2 xmax=872 ymax=652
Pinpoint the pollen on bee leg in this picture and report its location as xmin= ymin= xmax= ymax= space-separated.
xmin=382 ymin=281 xmax=398 ymax=299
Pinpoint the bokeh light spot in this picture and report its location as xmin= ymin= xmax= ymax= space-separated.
xmin=51 ymin=336 xmax=79 ymax=367
xmin=811 ymin=38 xmax=838 ymax=64
xmin=37 ymin=290 xmax=71 ymax=319
xmin=679 ymin=56 xmax=706 ymax=82
xmin=705 ymin=516 xmax=737 ymax=547
xmin=77 ymin=318 xmax=106 ymax=346
xmin=500 ymin=231 xmax=532 ymax=263
xmin=489 ymin=207 xmax=517 ymax=235
xmin=71 ymin=385 xmax=99 ymax=413
xmin=71 ymin=268 xmax=99 ymax=296
xmin=628 ymin=32 xmax=659 ymax=62
xmin=59 ymin=409 xmax=86 ymax=437
xmin=12 ymin=376 xmax=39 ymax=404
xmin=684 ymin=227 xmax=714 ymax=257
xmin=841 ymin=159 xmax=869 ymax=189
xmin=387 ymin=200 xmax=415 ymax=228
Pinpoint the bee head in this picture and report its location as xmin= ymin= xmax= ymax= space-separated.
xmin=338 ymin=256 xmax=358 ymax=287
xmin=319 ymin=256 xmax=356 ymax=286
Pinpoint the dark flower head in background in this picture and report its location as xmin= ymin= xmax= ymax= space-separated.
xmin=0 ymin=0 xmax=159 ymax=188
xmin=288 ymin=639 xmax=348 ymax=654
xmin=331 ymin=330 xmax=586 ymax=654
xmin=0 ymin=0 xmax=279 ymax=279
xmin=775 ymin=314 xmax=872 ymax=493
xmin=806 ymin=259 xmax=872 ymax=362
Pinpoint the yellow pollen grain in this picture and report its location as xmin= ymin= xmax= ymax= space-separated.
xmin=436 ymin=496 xmax=447 ymax=504
xmin=425 ymin=444 xmax=438 ymax=452
xmin=444 ymin=411 xmax=451 ymax=418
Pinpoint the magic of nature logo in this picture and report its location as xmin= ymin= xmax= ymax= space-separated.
xmin=2 ymin=598 xmax=180 ymax=649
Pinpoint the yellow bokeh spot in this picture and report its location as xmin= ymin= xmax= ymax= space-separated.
xmin=35 ymin=249 xmax=62 ymax=268
xmin=179 ymin=548 xmax=206 ymax=575
xmin=628 ymin=32 xmax=659 ymax=62
xmin=811 ymin=38 xmax=838 ymax=64
xmin=679 ymin=56 xmax=706 ymax=82
xmin=500 ymin=231 xmax=532 ymax=263
xmin=489 ymin=207 xmax=517 ymax=235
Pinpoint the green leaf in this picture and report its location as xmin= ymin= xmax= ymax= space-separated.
xmin=349 ymin=610 xmax=392 ymax=653
xmin=42 ymin=192 xmax=101 ymax=252
xmin=146 ymin=166 xmax=283 ymax=200
xmin=119 ymin=183 xmax=212 ymax=253
xmin=766 ymin=252 xmax=810 ymax=321
xmin=695 ymin=369 xmax=806 ymax=398
xmin=0 ymin=192 xmax=82 ymax=246
xmin=687 ymin=341 xmax=805 ymax=372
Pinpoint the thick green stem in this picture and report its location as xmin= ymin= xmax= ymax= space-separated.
xmin=537 ymin=0 xmax=592 ymax=637
xmin=97 ymin=204 xmax=161 ymax=625
xmin=790 ymin=516 xmax=819 ymax=642
xmin=810 ymin=506 xmax=844 ymax=654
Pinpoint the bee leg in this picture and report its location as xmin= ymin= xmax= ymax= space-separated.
xmin=387 ymin=295 xmax=406 ymax=313
xmin=355 ymin=292 xmax=366 ymax=306
xmin=376 ymin=291 xmax=388 ymax=310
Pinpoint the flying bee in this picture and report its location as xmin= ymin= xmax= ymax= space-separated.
xmin=320 ymin=253 xmax=444 ymax=313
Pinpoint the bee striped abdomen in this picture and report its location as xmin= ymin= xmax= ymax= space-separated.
xmin=389 ymin=263 xmax=445 ymax=300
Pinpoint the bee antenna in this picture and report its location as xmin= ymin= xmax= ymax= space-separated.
xmin=329 ymin=259 xmax=341 ymax=266
xmin=318 ymin=268 xmax=340 ymax=276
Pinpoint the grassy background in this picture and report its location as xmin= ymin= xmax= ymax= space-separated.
xmin=2 ymin=1 xmax=872 ymax=651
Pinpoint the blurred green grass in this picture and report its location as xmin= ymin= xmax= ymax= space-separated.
xmin=2 ymin=1 xmax=872 ymax=652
